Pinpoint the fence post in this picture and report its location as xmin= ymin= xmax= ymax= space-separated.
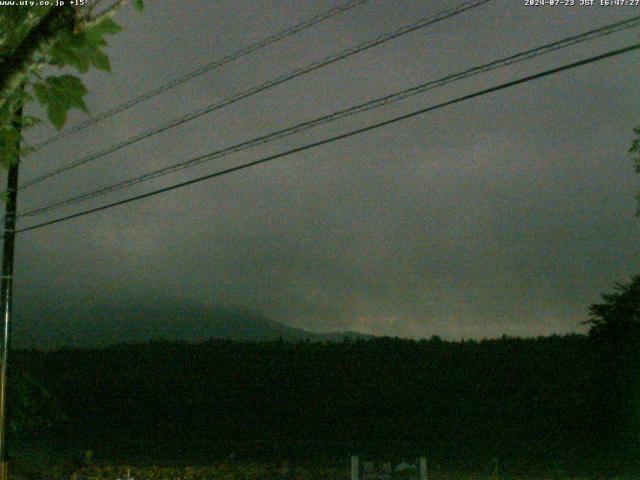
xmin=351 ymin=455 xmax=359 ymax=480
xmin=419 ymin=456 xmax=427 ymax=480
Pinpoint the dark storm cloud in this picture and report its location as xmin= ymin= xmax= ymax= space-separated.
xmin=10 ymin=0 xmax=640 ymax=342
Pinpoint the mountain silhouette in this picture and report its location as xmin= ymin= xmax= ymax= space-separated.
xmin=12 ymin=298 xmax=369 ymax=349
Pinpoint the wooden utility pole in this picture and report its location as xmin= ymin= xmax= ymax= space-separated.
xmin=0 ymin=103 xmax=22 ymax=480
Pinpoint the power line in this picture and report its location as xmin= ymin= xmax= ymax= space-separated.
xmin=22 ymin=0 xmax=489 ymax=188
xmin=18 ymin=15 xmax=640 ymax=219
xmin=20 ymin=0 xmax=493 ymax=190
xmin=15 ymin=42 xmax=640 ymax=235
xmin=29 ymin=0 xmax=370 ymax=152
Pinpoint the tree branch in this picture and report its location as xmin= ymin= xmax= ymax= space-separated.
xmin=89 ymin=0 xmax=128 ymax=24
xmin=0 ymin=6 xmax=76 ymax=103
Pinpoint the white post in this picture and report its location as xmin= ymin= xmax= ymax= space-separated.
xmin=351 ymin=455 xmax=359 ymax=480
xmin=419 ymin=456 xmax=427 ymax=480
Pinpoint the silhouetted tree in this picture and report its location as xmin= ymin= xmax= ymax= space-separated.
xmin=629 ymin=125 xmax=640 ymax=215
xmin=8 ymin=335 xmax=599 ymax=472
xmin=7 ymin=370 xmax=65 ymax=437
xmin=585 ymin=274 xmax=640 ymax=471
xmin=586 ymin=274 xmax=640 ymax=342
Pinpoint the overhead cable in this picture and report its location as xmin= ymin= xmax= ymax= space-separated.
xmin=19 ymin=15 xmax=640 ymax=219
xmin=20 ymin=0 xmax=493 ymax=189
xmin=29 ymin=0 xmax=371 ymax=152
xmin=16 ymin=42 xmax=640 ymax=235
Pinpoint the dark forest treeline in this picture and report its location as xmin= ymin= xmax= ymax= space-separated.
xmin=7 ymin=334 xmax=640 ymax=475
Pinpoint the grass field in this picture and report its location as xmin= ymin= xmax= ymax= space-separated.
xmin=11 ymin=459 xmax=639 ymax=480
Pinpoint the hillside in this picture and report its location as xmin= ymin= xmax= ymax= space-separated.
xmin=12 ymin=300 xmax=369 ymax=349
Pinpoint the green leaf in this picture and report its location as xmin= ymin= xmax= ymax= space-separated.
xmin=133 ymin=0 xmax=144 ymax=11
xmin=88 ymin=48 xmax=111 ymax=72
xmin=58 ymin=74 xmax=85 ymax=91
xmin=0 ymin=107 xmax=11 ymax=127
xmin=12 ymin=87 xmax=32 ymax=103
xmin=50 ymin=43 xmax=91 ymax=72
xmin=83 ymin=30 xmax=108 ymax=47
xmin=88 ymin=18 xmax=122 ymax=37
xmin=35 ymin=75 xmax=89 ymax=128
xmin=0 ymin=3 xmax=129 ymax=151
xmin=46 ymin=75 xmax=88 ymax=99
xmin=47 ymin=99 xmax=67 ymax=130
xmin=67 ymin=93 xmax=88 ymax=112
xmin=33 ymin=83 xmax=48 ymax=106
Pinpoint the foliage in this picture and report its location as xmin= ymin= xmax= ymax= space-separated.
xmin=12 ymin=335 xmax=632 ymax=476
xmin=11 ymin=447 xmax=79 ymax=480
xmin=76 ymin=463 xmax=290 ymax=480
xmin=585 ymin=275 xmax=640 ymax=461
xmin=0 ymin=1 xmax=143 ymax=168
xmin=586 ymin=274 xmax=640 ymax=341
xmin=630 ymin=125 xmax=640 ymax=214
xmin=7 ymin=369 xmax=66 ymax=435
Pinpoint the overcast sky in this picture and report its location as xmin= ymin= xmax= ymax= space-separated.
xmin=9 ymin=0 xmax=640 ymax=341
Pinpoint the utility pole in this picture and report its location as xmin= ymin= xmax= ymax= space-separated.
xmin=0 ymin=103 xmax=23 ymax=480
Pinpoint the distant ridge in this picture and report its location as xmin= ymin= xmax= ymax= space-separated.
xmin=13 ymin=300 xmax=371 ymax=350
